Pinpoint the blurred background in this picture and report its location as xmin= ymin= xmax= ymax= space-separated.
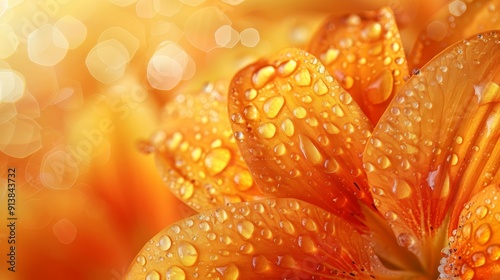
xmin=0 ymin=0 xmax=447 ymax=279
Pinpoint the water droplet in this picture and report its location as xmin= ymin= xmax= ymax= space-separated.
xmin=475 ymin=223 xmax=492 ymax=245
xmin=215 ymin=209 xmax=228 ymax=222
xmin=460 ymin=263 xmax=474 ymax=279
xmin=339 ymin=93 xmax=352 ymax=105
xmin=165 ymin=266 xmax=186 ymax=280
xmin=146 ymin=270 xmax=161 ymax=280
xmin=332 ymin=104 xmax=344 ymax=117
xmin=385 ymin=211 xmax=398 ymax=222
xmin=263 ymin=96 xmax=285 ymax=118
xmin=240 ymin=242 xmax=255 ymax=254
xmin=292 ymin=107 xmax=307 ymax=119
xmin=448 ymin=153 xmax=459 ymax=166
xmin=204 ymin=148 xmax=231 ymax=175
xmin=252 ymin=66 xmax=275 ymax=88
xmin=252 ymin=255 xmax=271 ymax=272
xmin=233 ymin=170 xmax=253 ymax=191
xmin=278 ymin=59 xmax=297 ymax=77
xmin=177 ymin=241 xmax=198 ymax=266
xmin=362 ymin=22 xmax=382 ymax=40
xmin=471 ymin=252 xmax=486 ymax=267
xmin=274 ymin=143 xmax=287 ymax=156
xmin=280 ymin=220 xmax=295 ymax=235
xmin=398 ymin=233 xmax=415 ymax=248
xmin=298 ymin=134 xmax=323 ymax=165
xmin=487 ymin=245 xmax=500 ymax=261
xmin=323 ymin=123 xmax=340 ymax=134
xmin=365 ymin=70 xmax=394 ymax=104
xmin=216 ymin=264 xmax=240 ymax=280
xmin=324 ymin=158 xmax=339 ymax=173
xmin=260 ymin=228 xmax=273 ymax=239
xmin=136 ymin=255 xmax=146 ymax=266
xmin=281 ymin=119 xmax=295 ymax=137
xmin=294 ymin=68 xmax=311 ymax=86
xmin=342 ymin=76 xmax=354 ymax=89
xmin=377 ymin=156 xmax=391 ymax=169
xmin=237 ymin=221 xmax=255 ymax=239
xmin=159 ymin=235 xmax=172 ymax=251
xmin=313 ymin=79 xmax=328 ymax=95
xmin=298 ymin=235 xmax=317 ymax=254
xmin=475 ymin=205 xmax=489 ymax=220
xmin=243 ymin=104 xmax=259 ymax=120
xmin=475 ymin=82 xmax=500 ymax=106
xmin=244 ymin=88 xmax=258 ymax=101
xmin=257 ymin=123 xmax=277 ymax=139
xmin=392 ymin=179 xmax=411 ymax=199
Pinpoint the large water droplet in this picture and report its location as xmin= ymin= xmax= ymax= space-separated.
xmin=165 ymin=266 xmax=186 ymax=280
xmin=204 ymin=148 xmax=231 ymax=175
xmin=298 ymin=134 xmax=323 ymax=165
xmin=159 ymin=235 xmax=172 ymax=251
xmin=263 ymin=96 xmax=285 ymax=118
xmin=365 ymin=70 xmax=393 ymax=104
xmin=177 ymin=241 xmax=198 ymax=266
xmin=298 ymin=235 xmax=317 ymax=254
xmin=136 ymin=255 xmax=146 ymax=266
xmin=145 ymin=270 xmax=161 ymax=280
xmin=237 ymin=220 xmax=255 ymax=239
xmin=252 ymin=255 xmax=271 ymax=272
xmin=281 ymin=119 xmax=295 ymax=137
xmin=475 ymin=224 xmax=492 ymax=245
xmin=278 ymin=59 xmax=297 ymax=77
xmin=257 ymin=123 xmax=277 ymax=139
xmin=294 ymin=68 xmax=311 ymax=86
xmin=252 ymin=66 xmax=276 ymax=88
xmin=313 ymin=79 xmax=328 ymax=95
xmin=392 ymin=179 xmax=411 ymax=199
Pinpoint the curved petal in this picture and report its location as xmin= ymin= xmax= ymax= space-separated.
xmin=410 ymin=0 xmax=500 ymax=69
xmin=228 ymin=48 xmax=374 ymax=227
xmin=151 ymin=82 xmax=264 ymax=212
xmin=363 ymin=32 xmax=500 ymax=268
xmin=125 ymin=198 xmax=392 ymax=279
xmin=439 ymin=184 xmax=500 ymax=279
xmin=308 ymin=7 xmax=409 ymax=124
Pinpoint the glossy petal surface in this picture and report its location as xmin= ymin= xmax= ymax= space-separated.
xmin=152 ymin=82 xmax=264 ymax=211
xmin=126 ymin=198 xmax=389 ymax=279
xmin=439 ymin=185 xmax=500 ymax=279
xmin=410 ymin=0 xmax=500 ymax=69
xmin=228 ymin=48 xmax=374 ymax=226
xmin=309 ymin=7 xmax=409 ymax=124
xmin=363 ymin=32 xmax=500 ymax=266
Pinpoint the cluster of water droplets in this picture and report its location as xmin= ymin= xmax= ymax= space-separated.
xmin=438 ymin=187 xmax=500 ymax=279
xmin=132 ymin=198 xmax=378 ymax=279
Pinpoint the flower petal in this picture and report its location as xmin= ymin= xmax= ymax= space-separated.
xmin=125 ymin=198 xmax=390 ymax=279
xmin=151 ymin=82 xmax=264 ymax=212
xmin=410 ymin=0 xmax=500 ymax=69
xmin=363 ymin=32 xmax=500 ymax=266
xmin=308 ymin=7 xmax=409 ymax=124
xmin=439 ymin=185 xmax=500 ymax=279
xmin=228 ymin=48 xmax=374 ymax=226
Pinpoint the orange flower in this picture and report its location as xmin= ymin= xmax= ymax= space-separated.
xmin=126 ymin=3 xmax=500 ymax=280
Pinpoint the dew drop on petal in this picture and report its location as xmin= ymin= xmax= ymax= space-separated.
xmin=145 ymin=270 xmax=161 ymax=280
xmin=263 ymin=96 xmax=285 ymax=118
xmin=204 ymin=148 xmax=231 ymax=175
xmin=474 ymin=224 xmax=492 ymax=245
xmin=252 ymin=255 xmax=271 ymax=272
xmin=166 ymin=266 xmax=186 ymax=280
xmin=159 ymin=235 xmax=172 ymax=251
xmin=176 ymin=241 xmax=198 ymax=266
xmin=237 ymin=220 xmax=255 ymax=239
xmin=252 ymin=66 xmax=275 ymax=88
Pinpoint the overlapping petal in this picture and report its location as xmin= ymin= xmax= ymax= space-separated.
xmin=410 ymin=0 xmax=500 ymax=69
xmin=363 ymin=31 xmax=500 ymax=269
xmin=126 ymin=198 xmax=393 ymax=279
xmin=151 ymin=82 xmax=264 ymax=212
xmin=439 ymin=184 xmax=500 ymax=279
xmin=228 ymin=48 xmax=374 ymax=226
xmin=309 ymin=7 xmax=409 ymax=124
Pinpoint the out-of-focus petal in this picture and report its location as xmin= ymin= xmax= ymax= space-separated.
xmin=125 ymin=198 xmax=392 ymax=279
xmin=439 ymin=185 xmax=500 ymax=279
xmin=228 ymin=48 xmax=374 ymax=227
xmin=410 ymin=0 xmax=500 ymax=69
xmin=152 ymin=82 xmax=264 ymax=212
xmin=363 ymin=32 xmax=500 ymax=268
xmin=309 ymin=7 xmax=409 ymax=124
